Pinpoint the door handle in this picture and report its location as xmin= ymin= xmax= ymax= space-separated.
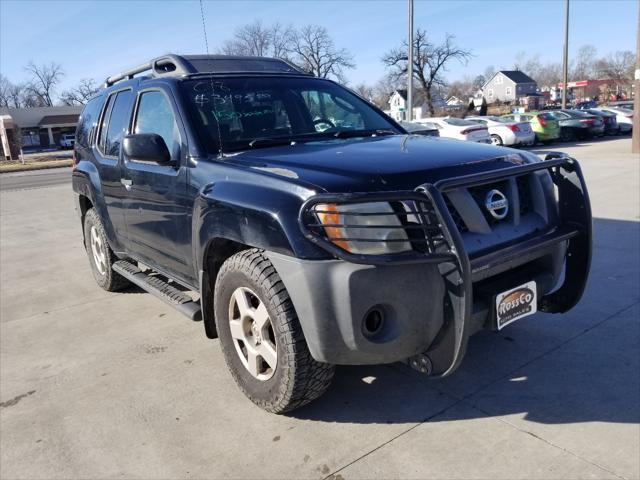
xmin=120 ymin=178 xmax=132 ymax=190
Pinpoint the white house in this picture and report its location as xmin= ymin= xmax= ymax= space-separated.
xmin=386 ymin=89 xmax=445 ymax=121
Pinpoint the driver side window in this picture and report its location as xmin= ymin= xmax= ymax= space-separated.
xmin=300 ymin=91 xmax=365 ymax=131
xmin=134 ymin=91 xmax=181 ymax=160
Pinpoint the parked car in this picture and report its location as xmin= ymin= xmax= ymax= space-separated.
xmin=607 ymin=101 xmax=633 ymax=110
xmin=423 ymin=117 xmax=491 ymax=143
xmin=595 ymin=107 xmax=633 ymax=134
xmin=399 ymin=121 xmax=440 ymax=137
xmin=466 ymin=116 xmax=535 ymax=147
xmin=501 ymin=112 xmax=560 ymax=144
xmin=574 ymin=100 xmax=598 ymax=110
xmin=59 ymin=133 xmax=75 ymax=149
xmin=72 ymin=54 xmax=592 ymax=413
xmin=582 ymin=109 xmax=619 ymax=135
xmin=551 ymin=110 xmax=605 ymax=139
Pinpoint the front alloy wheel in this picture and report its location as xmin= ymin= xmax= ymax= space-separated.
xmin=228 ymin=287 xmax=278 ymax=381
xmin=214 ymin=249 xmax=335 ymax=413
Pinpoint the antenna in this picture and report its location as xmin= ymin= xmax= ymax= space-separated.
xmin=198 ymin=0 xmax=225 ymax=158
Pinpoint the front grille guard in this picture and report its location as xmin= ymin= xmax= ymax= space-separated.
xmin=298 ymin=157 xmax=592 ymax=376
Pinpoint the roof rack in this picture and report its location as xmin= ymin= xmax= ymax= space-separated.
xmin=103 ymin=54 xmax=310 ymax=87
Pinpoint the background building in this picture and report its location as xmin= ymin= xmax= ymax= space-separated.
xmin=482 ymin=71 xmax=538 ymax=104
xmin=0 ymin=105 xmax=82 ymax=159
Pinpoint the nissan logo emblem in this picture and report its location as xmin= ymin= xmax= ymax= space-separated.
xmin=485 ymin=189 xmax=509 ymax=220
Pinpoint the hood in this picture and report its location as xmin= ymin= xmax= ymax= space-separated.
xmin=223 ymin=135 xmax=536 ymax=193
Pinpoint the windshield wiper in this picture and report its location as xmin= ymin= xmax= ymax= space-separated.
xmin=248 ymin=137 xmax=296 ymax=148
xmin=332 ymin=129 xmax=397 ymax=139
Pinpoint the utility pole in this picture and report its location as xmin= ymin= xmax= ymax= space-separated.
xmin=632 ymin=0 xmax=639 ymax=154
xmin=561 ymin=0 xmax=569 ymax=109
xmin=407 ymin=0 xmax=414 ymax=121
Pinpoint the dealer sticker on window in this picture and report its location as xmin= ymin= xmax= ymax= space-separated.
xmin=495 ymin=281 xmax=537 ymax=330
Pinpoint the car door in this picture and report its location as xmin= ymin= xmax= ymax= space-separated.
xmin=121 ymin=86 xmax=193 ymax=282
xmin=93 ymin=88 xmax=134 ymax=248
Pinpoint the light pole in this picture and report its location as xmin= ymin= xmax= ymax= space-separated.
xmin=407 ymin=0 xmax=414 ymax=121
xmin=561 ymin=0 xmax=569 ymax=109
xmin=632 ymin=0 xmax=639 ymax=154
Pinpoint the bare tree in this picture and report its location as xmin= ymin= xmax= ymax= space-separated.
xmin=536 ymin=62 xmax=563 ymax=89
xmin=221 ymin=20 xmax=293 ymax=60
xmin=484 ymin=65 xmax=496 ymax=81
xmin=595 ymin=50 xmax=635 ymax=80
xmin=60 ymin=78 xmax=99 ymax=106
xmin=0 ymin=76 xmax=35 ymax=108
xmin=447 ymin=75 xmax=475 ymax=100
xmin=0 ymin=75 xmax=10 ymax=107
xmin=222 ymin=20 xmax=272 ymax=56
xmin=382 ymin=29 xmax=472 ymax=115
xmin=571 ymin=45 xmax=597 ymax=80
xmin=353 ymin=83 xmax=374 ymax=102
xmin=23 ymin=61 xmax=64 ymax=107
xmin=287 ymin=25 xmax=355 ymax=81
xmin=270 ymin=23 xmax=293 ymax=59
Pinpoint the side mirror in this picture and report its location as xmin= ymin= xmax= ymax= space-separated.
xmin=123 ymin=133 xmax=172 ymax=165
xmin=544 ymin=152 xmax=569 ymax=161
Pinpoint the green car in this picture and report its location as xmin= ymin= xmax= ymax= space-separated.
xmin=502 ymin=112 xmax=560 ymax=144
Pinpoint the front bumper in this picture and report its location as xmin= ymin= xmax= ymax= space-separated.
xmin=284 ymin=157 xmax=591 ymax=375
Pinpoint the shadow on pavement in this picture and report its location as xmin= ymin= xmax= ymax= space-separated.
xmin=291 ymin=217 xmax=640 ymax=426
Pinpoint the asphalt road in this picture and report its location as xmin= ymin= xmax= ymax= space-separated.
xmin=0 ymin=167 xmax=72 ymax=192
xmin=1 ymin=138 xmax=638 ymax=479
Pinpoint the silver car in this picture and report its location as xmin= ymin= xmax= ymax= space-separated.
xmin=466 ymin=116 xmax=535 ymax=147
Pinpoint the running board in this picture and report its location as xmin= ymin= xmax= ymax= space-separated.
xmin=113 ymin=260 xmax=202 ymax=321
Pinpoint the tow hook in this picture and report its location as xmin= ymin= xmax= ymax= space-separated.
xmin=407 ymin=353 xmax=433 ymax=375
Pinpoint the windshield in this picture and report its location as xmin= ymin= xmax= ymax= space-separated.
xmin=180 ymin=77 xmax=400 ymax=153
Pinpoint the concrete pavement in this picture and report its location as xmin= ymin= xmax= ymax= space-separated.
xmin=0 ymin=138 xmax=638 ymax=479
xmin=0 ymin=167 xmax=72 ymax=192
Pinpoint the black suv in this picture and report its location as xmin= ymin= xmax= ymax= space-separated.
xmin=72 ymin=55 xmax=592 ymax=413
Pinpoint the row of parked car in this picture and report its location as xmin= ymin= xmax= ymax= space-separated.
xmin=402 ymin=105 xmax=634 ymax=147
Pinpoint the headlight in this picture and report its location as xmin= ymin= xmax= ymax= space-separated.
xmin=314 ymin=202 xmax=412 ymax=255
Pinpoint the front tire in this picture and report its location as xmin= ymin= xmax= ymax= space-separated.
xmin=83 ymin=208 xmax=130 ymax=292
xmin=214 ymin=249 xmax=335 ymax=413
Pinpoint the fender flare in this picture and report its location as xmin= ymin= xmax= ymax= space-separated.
xmin=71 ymin=162 xmax=122 ymax=251
xmin=194 ymin=180 xmax=329 ymax=339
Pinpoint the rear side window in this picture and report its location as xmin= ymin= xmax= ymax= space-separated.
xmin=99 ymin=90 xmax=133 ymax=157
xmin=76 ymin=96 xmax=103 ymax=147
xmin=134 ymin=91 xmax=181 ymax=160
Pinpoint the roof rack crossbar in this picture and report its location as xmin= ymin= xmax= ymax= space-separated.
xmin=103 ymin=54 xmax=197 ymax=87
xmin=103 ymin=54 xmax=311 ymax=88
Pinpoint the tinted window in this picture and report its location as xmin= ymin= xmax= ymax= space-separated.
xmin=104 ymin=90 xmax=133 ymax=157
xmin=134 ymin=91 xmax=181 ymax=160
xmin=97 ymin=94 xmax=115 ymax=152
xmin=76 ymin=96 xmax=103 ymax=147
xmin=180 ymin=77 xmax=398 ymax=154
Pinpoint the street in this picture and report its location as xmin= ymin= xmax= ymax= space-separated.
xmin=0 ymin=138 xmax=638 ymax=479
xmin=0 ymin=167 xmax=72 ymax=192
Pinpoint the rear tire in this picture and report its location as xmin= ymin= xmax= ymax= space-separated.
xmin=83 ymin=208 xmax=130 ymax=292
xmin=490 ymin=134 xmax=503 ymax=146
xmin=214 ymin=249 xmax=335 ymax=413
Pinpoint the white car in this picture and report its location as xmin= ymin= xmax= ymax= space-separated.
xmin=594 ymin=107 xmax=633 ymax=133
xmin=59 ymin=133 xmax=75 ymax=149
xmin=466 ymin=116 xmax=535 ymax=147
xmin=422 ymin=117 xmax=491 ymax=143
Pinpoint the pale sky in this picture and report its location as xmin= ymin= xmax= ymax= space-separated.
xmin=0 ymin=0 xmax=637 ymax=96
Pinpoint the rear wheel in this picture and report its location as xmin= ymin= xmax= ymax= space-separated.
xmin=490 ymin=134 xmax=503 ymax=146
xmin=214 ymin=249 xmax=335 ymax=413
xmin=83 ymin=208 xmax=129 ymax=291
